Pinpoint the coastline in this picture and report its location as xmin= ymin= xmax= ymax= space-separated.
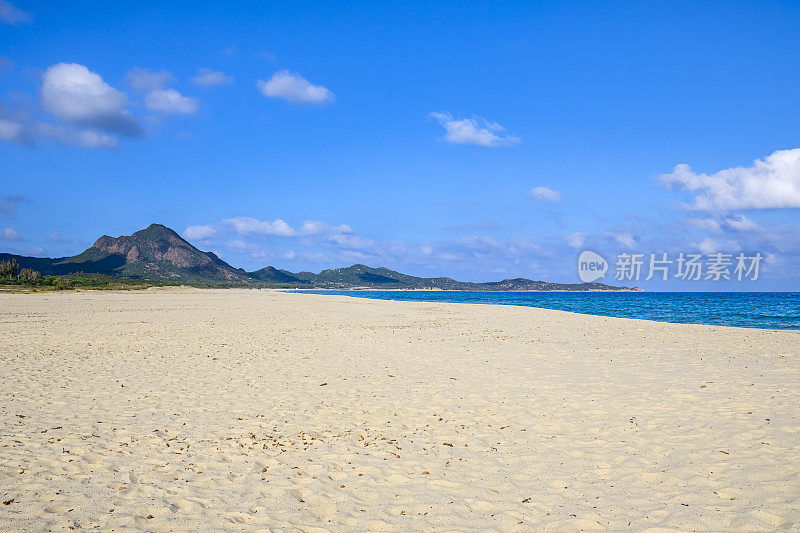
xmin=1 ymin=289 xmax=798 ymax=530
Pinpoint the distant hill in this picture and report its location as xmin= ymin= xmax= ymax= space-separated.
xmin=1 ymin=224 xmax=251 ymax=284
xmin=253 ymin=263 xmax=638 ymax=291
xmin=2 ymin=224 xmax=640 ymax=291
xmin=247 ymin=266 xmax=306 ymax=284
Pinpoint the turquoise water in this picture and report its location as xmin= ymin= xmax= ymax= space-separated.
xmin=290 ymin=291 xmax=800 ymax=330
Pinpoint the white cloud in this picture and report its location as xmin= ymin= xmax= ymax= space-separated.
xmin=145 ymin=89 xmax=198 ymax=114
xmin=256 ymin=70 xmax=334 ymax=104
xmin=326 ymin=234 xmax=374 ymax=250
xmin=527 ymin=186 xmax=561 ymax=202
xmin=694 ymin=237 xmax=721 ymax=254
xmin=40 ymin=63 xmax=141 ymax=136
xmin=38 ymin=123 xmax=118 ymax=149
xmin=659 ymin=148 xmax=800 ymax=211
xmin=125 ymin=67 xmax=176 ymax=90
xmin=724 ymin=214 xmax=757 ymax=231
xmin=0 ymin=117 xmax=24 ymax=142
xmin=1 ymin=227 xmax=22 ymax=241
xmin=1 ymin=98 xmax=117 ymax=149
xmin=0 ymin=0 xmax=30 ymax=24
xmin=688 ymin=214 xmax=758 ymax=233
xmin=225 ymin=239 xmax=247 ymax=251
xmin=693 ymin=237 xmax=741 ymax=254
xmin=456 ymin=235 xmax=500 ymax=250
xmin=226 ymin=216 xmax=296 ymax=236
xmin=688 ymin=217 xmax=722 ymax=232
xmin=300 ymin=220 xmax=352 ymax=235
xmin=565 ymin=232 xmax=587 ymax=248
xmin=282 ymin=250 xmax=296 ymax=260
xmin=184 ymin=225 xmax=217 ymax=240
xmin=429 ymin=112 xmax=520 ymax=147
xmin=191 ymin=68 xmax=233 ymax=87
xmin=612 ymin=233 xmax=637 ymax=249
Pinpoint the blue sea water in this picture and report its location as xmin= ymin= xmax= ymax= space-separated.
xmin=289 ymin=290 xmax=800 ymax=330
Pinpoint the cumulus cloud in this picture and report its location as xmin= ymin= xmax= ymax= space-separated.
xmin=191 ymin=68 xmax=233 ymax=87
xmin=40 ymin=63 xmax=141 ymax=137
xmin=1 ymin=227 xmax=23 ymax=241
xmin=184 ymin=225 xmax=217 ymax=240
xmin=429 ymin=112 xmax=520 ymax=147
xmin=125 ymin=67 xmax=176 ymax=90
xmin=145 ymin=89 xmax=198 ymax=114
xmin=256 ymin=70 xmax=334 ymax=104
xmin=226 ymin=216 xmax=296 ymax=236
xmin=527 ymin=186 xmax=561 ymax=202
xmin=659 ymin=148 xmax=800 ymax=211
xmin=0 ymin=0 xmax=30 ymax=24
xmin=565 ymin=232 xmax=587 ymax=248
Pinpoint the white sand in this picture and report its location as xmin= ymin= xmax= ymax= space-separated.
xmin=1 ymin=289 xmax=798 ymax=531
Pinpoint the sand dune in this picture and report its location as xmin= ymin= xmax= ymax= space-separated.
xmin=1 ymin=289 xmax=798 ymax=531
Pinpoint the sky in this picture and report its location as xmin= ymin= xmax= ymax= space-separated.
xmin=1 ymin=0 xmax=799 ymax=290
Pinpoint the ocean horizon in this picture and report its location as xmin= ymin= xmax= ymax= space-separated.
xmin=288 ymin=290 xmax=800 ymax=330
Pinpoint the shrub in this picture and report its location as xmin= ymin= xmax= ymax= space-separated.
xmin=0 ymin=259 xmax=19 ymax=277
xmin=19 ymin=268 xmax=42 ymax=281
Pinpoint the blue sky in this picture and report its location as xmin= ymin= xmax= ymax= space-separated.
xmin=1 ymin=0 xmax=799 ymax=290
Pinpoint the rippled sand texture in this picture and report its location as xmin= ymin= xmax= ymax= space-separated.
xmin=1 ymin=289 xmax=798 ymax=531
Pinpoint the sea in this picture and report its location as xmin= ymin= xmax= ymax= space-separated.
xmin=287 ymin=290 xmax=800 ymax=330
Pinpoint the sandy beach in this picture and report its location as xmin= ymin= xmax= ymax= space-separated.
xmin=1 ymin=289 xmax=798 ymax=531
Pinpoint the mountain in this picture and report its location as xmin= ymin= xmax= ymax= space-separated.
xmin=258 ymin=264 xmax=638 ymax=291
xmin=1 ymin=224 xmax=251 ymax=284
xmin=247 ymin=266 xmax=305 ymax=284
xmin=1 ymin=224 xmax=640 ymax=290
